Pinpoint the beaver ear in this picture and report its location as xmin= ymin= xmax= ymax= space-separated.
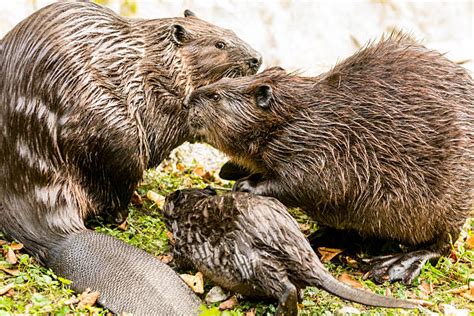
xmin=255 ymin=85 xmax=272 ymax=109
xmin=184 ymin=9 xmax=196 ymax=17
xmin=171 ymin=24 xmax=186 ymax=45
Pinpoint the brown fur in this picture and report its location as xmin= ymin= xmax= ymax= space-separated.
xmin=187 ymin=34 xmax=473 ymax=256
xmin=0 ymin=0 xmax=260 ymax=263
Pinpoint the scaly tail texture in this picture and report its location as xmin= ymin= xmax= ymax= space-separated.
xmin=48 ymin=231 xmax=201 ymax=315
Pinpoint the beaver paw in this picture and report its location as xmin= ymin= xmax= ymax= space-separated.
xmin=361 ymin=250 xmax=440 ymax=285
xmin=232 ymin=174 xmax=265 ymax=194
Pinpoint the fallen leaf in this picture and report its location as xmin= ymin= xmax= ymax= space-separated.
xmin=10 ymin=242 xmax=23 ymax=251
xmin=245 ymin=308 xmax=256 ymax=316
xmin=419 ymin=281 xmax=433 ymax=295
xmin=166 ymin=231 xmax=175 ymax=245
xmin=130 ymin=191 xmax=143 ymax=207
xmin=146 ymin=190 xmax=165 ymax=208
xmin=439 ymin=303 xmax=470 ymax=315
xmin=78 ymin=288 xmax=100 ymax=308
xmin=338 ymin=273 xmax=363 ymax=289
xmin=0 ymin=283 xmax=14 ymax=296
xmin=443 ymin=285 xmax=468 ymax=294
xmin=193 ymin=166 xmax=206 ymax=177
xmin=0 ymin=240 xmax=6 ymax=246
xmin=465 ymin=235 xmax=474 ymax=249
xmin=470 ymin=281 xmax=474 ymax=296
xmin=180 ymin=272 xmax=204 ymax=294
xmin=460 ymin=292 xmax=474 ymax=301
xmin=176 ymin=163 xmax=186 ymax=171
xmin=117 ymin=219 xmax=128 ymax=231
xmin=5 ymin=248 xmax=17 ymax=265
xmin=318 ymin=247 xmax=344 ymax=263
xmin=64 ymin=297 xmax=80 ymax=305
xmin=0 ymin=266 xmax=19 ymax=276
xmin=218 ymin=296 xmax=238 ymax=310
xmin=157 ymin=254 xmax=173 ymax=264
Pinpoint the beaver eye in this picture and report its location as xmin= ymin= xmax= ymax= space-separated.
xmin=215 ymin=41 xmax=226 ymax=49
xmin=210 ymin=93 xmax=221 ymax=101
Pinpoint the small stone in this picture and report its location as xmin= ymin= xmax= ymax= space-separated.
xmin=205 ymin=286 xmax=230 ymax=304
xmin=336 ymin=306 xmax=361 ymax=315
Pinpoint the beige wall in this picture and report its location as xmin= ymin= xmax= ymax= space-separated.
xmin=1 ymin=0 xmax=473 ymax=74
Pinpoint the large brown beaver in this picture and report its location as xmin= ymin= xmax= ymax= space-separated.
xmin=0 ymin=1 xmax=261 ymax=314
xmin=186 ymin=33 xmax=474 ymax=285
xmin=162 ymin=187 xmax=417 ymax=315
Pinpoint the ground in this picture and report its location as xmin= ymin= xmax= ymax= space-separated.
xmin=0 ymin=155 xmax=473 ymax=315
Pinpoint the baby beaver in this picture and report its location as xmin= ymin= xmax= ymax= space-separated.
xmin=162 ymin=187 xmax=418 ymax=315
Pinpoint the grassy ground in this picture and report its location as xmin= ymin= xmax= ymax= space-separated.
xmin=1 ymin=158 xmax=473 ymax=315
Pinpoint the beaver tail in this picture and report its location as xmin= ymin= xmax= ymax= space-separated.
xmin=0 ymin=202 xmax=200 ymax=314
xmin=307 ymin=260 xmax=418 ymax=309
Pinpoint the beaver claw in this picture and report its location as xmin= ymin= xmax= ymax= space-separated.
xmin=361 ymin=250 xmax=441 ymax=285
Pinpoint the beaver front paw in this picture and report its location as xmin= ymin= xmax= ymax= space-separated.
xmin=233 ymin=174 xmax=264 ymax=194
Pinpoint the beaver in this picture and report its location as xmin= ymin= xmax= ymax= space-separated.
xmin=162 ymin=187 xmax=418 ymax=315
xmin=0 ymin=1 xmax=261 ymax=314
xmin=186 ymin=33 xmax=474 ymax=285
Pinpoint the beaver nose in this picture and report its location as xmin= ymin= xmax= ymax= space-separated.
xmin=247 ymin=57 xmax=262 ymax=70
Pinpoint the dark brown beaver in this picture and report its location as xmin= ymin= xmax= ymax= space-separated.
xmin=162 ymin=187 xmax=418 ymax=315
xmin=0 ymin=1 xmax=260 ymax=314
xmin=186 ymin=33 xmax=474 ymax=285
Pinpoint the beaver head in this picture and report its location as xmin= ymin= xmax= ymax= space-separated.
xmin=140 ymin=10 xmax=262 ymax=98
xmin=186 ymin=67 xmax=297 ymax=172
xmin=162 ymin=186 xmax=217 ymax=220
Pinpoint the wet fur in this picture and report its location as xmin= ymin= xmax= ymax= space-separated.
xmin=188 ymin=34 xmax=474 ymax=254
xmin=0 ymin=1 xmax=260 ymax=263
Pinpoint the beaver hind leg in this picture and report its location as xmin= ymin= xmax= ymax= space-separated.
xmin=361 ymin=250 xmax=441 ymax=285
xmin=275 ymin=279 xmax=298 ymax=316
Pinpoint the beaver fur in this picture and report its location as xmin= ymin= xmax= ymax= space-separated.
xmin=162 ymin=187 xmax=417 ymax=315
xmin=187 ymin=33 xmax=473 ymax=284
xmin=0 ymin=1 xmax=261 ymax=313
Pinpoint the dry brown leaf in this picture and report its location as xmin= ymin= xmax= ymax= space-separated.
xmin=470 ymin=281 xmax=474 ymax=295
xmin=0 ymin=283 xmax=14 ymax=296
xmin=443 ymin=285 xmax=468 ymax=294
xmin=338 ymin=273 xmax=363 ymax=289
xmin=466 ymin=235 xmax=474 ymax=249
xmin=245 ymin=308 xmax=256 ymax=316
xmin=180 ymin=272 xmax=204 ymax=294
xmin=0 ymin=240 xmax=6 ymax=246
xmin=166 ymin=231 xmax=175 ymax=245
xmin=218 ymin=296 xmax=238 ymax=310
xmin=157 ymin=254 xmax=173 ymax=264
xmin=193 ymin=166 xmax=206 ymax=177
xmin=64 ymin=297 xmax=80 ymax=305
xmin=176 ymin=163 xmax=186 ymax=171
xmin=0 ymin=266 xmax=19 ymax=276
xmin=78 ymin=288 xmax=100 ymax=308
xmin=298 ymin=223 xmax=311 ymax=233
xmin=318 ymin=247 xmax=344 ymax=263
xmin=419 ymin=281 xmax=434 ymax=295
xmin=407 ymin=298 xmax=434 ymax=307
xmin=460 ymin=292 xmax=474 ymax=301
xmin=5 ymin=248 xmax=17 ymax=265
xmin=9 ymin=242 xmax=23 ymax=251
xmin=130 ymin=191 xmax=143 ymax=207
xmin=146 ymin=190 xmax=165 ymax=209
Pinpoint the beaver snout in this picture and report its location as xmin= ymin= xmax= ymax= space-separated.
xmin=247 ymin=57 xmax=262 ymax=72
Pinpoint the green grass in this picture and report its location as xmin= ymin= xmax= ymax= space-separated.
xmin=1 ymin=158 xmax=473 ymax=315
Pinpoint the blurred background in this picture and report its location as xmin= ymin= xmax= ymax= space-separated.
xmin=1 ymin=0 xmax=473 ymax=167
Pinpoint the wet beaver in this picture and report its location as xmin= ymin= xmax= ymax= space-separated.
xmin=162 ymin=187 xmax=417 ymax=315
xmin=186 ymin=34 xmax=474 ymax=285
xmin=0 ymin=1 xmax=260 ymax=314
